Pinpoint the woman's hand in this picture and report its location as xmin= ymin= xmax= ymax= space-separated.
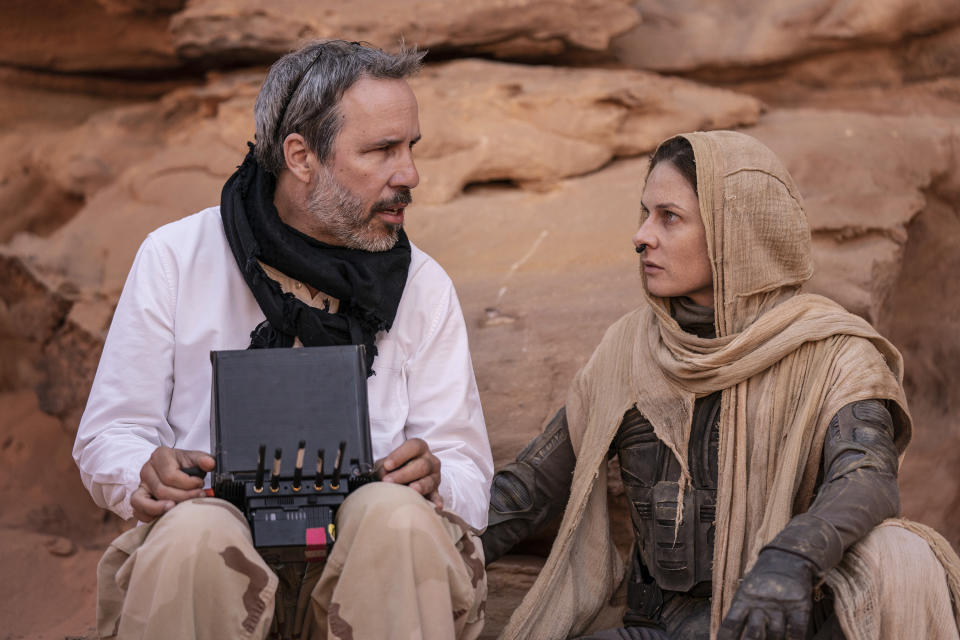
xmin=717 ymin=548 xmax=816 ymax=640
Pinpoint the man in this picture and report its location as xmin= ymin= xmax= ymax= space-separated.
xmin=73 ymin=40 xmax=493 ymax=640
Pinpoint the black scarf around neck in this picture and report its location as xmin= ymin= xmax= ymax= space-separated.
xmin=220 ymin=146 xmax=411 ymax=375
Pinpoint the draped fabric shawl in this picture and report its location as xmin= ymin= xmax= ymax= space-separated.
xmin=497 ymin=131 xmax=960 ymax=639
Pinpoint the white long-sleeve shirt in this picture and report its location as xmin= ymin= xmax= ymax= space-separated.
xmin=73 ymin=207 xmax=493 ymax=529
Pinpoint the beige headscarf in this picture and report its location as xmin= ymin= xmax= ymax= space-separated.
xmin=499 ymin=130 xmax=915 ymax=639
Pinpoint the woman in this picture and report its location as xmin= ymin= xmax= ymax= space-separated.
xmin=481 ymin=131 xmax=960 ymax=640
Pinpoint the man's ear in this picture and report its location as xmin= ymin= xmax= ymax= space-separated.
xmin=282 ymin=133 xmax=315 ymax=184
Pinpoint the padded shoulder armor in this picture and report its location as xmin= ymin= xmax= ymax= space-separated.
xmin=823 ymin=399 xmax=898 ymax=479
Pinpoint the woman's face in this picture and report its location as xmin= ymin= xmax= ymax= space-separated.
xmin=633 ymin=160 xmax=714 ymax=307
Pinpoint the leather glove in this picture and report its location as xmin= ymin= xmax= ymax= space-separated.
xmin=717 ymin=548 xmax=817 ymax=640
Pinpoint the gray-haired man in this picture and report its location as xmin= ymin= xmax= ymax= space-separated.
xmin=74 ymin=40 xmax=492 ymax=639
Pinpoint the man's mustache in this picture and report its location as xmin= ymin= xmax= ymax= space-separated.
xmin=370 ymin=188 xmax=413 ymax=213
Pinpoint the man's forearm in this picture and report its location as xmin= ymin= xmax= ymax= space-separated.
xmin=73 ymin=234 xmax=180 ymax=520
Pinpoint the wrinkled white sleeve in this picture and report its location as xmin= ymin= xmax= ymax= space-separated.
xmin=72 ymin=235 xmax=177 ymax=520
xmin=403 ymin=282 xmax=493 ymax=531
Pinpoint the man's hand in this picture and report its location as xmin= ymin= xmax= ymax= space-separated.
xmin=377 ymin=438 xmax=443 ymax=508
xmin=131 ymin=446 xmax=216 ymax=523
xmin=717 ymin=548 xmax=817 ymax=640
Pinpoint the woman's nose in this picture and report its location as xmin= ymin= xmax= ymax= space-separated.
xmin=633 ymin=219 xmax=655 ymax=252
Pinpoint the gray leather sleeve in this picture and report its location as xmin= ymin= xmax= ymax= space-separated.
xmin=764 ymin=399 xmax=900 ymax=577
xmin=480 ymin=407 xmax=576 ymax=565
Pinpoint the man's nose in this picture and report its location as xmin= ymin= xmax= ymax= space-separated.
xmin=389 ymin=150 xmax=419 ymax=190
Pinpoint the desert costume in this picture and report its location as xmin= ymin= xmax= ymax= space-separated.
xmin=482 ymin=131 xmax=960 ymax=639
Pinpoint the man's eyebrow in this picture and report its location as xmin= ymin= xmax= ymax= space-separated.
xmin=370 ymin=134 xmax=422 ymax=147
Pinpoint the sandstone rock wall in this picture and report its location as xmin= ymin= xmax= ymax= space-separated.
xmin=1 ymin=3 xmax=959 ymax=638
xmin=171 ymin=0 xmax=640 ymax=63
xmin=1 ymin=0 xmax=179 ymax=72
xmin=614 ymin=0 xmax=960 ymax=77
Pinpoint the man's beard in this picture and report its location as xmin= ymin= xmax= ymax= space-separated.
xmin=305 ymin=169 xmax=411 ymax=252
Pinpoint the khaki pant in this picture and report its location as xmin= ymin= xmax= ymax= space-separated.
xmin=96 ymin=483 xmax=486 ymax=640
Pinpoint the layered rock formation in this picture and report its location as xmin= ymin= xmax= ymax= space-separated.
xmin=615 ymin=0 xmax=960 ymax=79
xmin=411 ymin=60 xmax=762 ymax=202
xmin=171 ymin=0 xmax=640 ymax=62
xmin=1 ymin=0 xmax=179 ymax=73
xmin=2 ymin=0 xmax=639 ymax=74
xmin=2 ymin=2 xmax=959 ymax=638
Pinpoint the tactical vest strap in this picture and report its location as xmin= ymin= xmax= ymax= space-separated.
xmin=630 ymin=481 xmax=715 ymax=592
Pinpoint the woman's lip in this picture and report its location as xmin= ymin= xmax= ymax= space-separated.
xmin=643 ymin=262 xmax=663 ymax=273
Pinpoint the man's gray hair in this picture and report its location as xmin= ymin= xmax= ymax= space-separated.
xmin=254 ymin=40 xmax=426 ymax=175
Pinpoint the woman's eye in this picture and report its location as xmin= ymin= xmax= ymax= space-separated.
xmin=663 ymin=211 xmax=678 ymax=223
